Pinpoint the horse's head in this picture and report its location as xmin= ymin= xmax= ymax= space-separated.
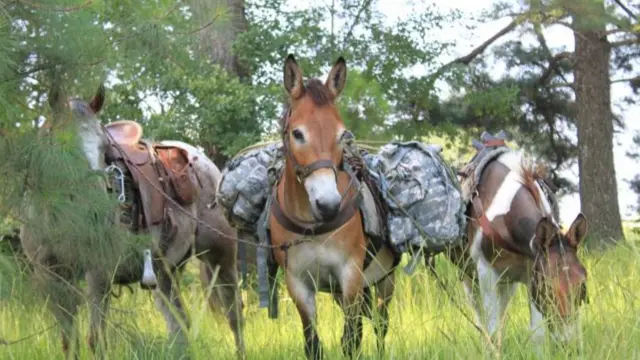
xmin=49 ymin=85 xmax=109 ymax=171
xmin=530 ymin=213 xmax=588 ymax=342
xmin=281 ymin=54 xmax=348 ymax=222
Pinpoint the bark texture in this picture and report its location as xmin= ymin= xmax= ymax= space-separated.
xmin=572 ymin=6 xmax=625 ymax=248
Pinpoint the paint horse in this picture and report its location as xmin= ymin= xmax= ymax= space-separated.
xmin=20 ymin=85 xmax=245 ymax=358
xmin=268 ymin=55 xmax=400 ymax=359
xmin=449 ymin=132 xmax=588 ymax=346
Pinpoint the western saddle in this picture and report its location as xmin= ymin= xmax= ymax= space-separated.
xmin=103 ymin=120 xmax=199 ymax=234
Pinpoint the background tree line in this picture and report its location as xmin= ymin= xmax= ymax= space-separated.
xmin=1 ymin=0 xmax=638 ymax=250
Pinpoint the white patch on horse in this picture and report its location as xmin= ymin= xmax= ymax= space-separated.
xmin=304 ymin=170 xmax=341 ymax=218
xmin=78 ymin=123 xmax=107 ymax=171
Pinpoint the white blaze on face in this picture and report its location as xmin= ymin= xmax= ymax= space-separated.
xmin=304 ymin=168 xmax=341 ymax=219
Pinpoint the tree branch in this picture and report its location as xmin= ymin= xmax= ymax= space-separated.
xmin=444 ymin=19 xmax=519 ymax=67
xmin=610 ymin=37 xmax=640 ymax=47
xmin=342 ymin=0 xmax=374 ymax=48
xmin=613 ymin=0 xmax=638 ymax=22
xmin=534 ymin=23 xmax=572 ymax=85
xmin=537 ymin=51 xmax=575 ymax=86
xmin=612 ymin=75 xmax=640 ymax=85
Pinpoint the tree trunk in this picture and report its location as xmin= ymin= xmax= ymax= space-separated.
xmin=189 ymin=0 xmax=250 ymax=169
xmin=572 ymin=7 xmax=625 ymax=248
xmin=189 ymin=0 xmax=250 ymax=81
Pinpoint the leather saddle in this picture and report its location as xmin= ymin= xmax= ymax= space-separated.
xmin=104 ymin=120 xmax=198 ymax=229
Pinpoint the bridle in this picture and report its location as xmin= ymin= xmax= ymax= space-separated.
xmin=270 ymin=107 xmax=363 ymax=236
xmin=280 ymin=108 xmax=340 ymax=184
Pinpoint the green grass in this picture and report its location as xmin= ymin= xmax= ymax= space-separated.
xmin=1 ymin=231 xmax=640 ymax=359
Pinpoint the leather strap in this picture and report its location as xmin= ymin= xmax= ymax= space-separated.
xmin=483 ymin=139 xmax=505 ymax=147
xmin=270 ymin=185 xmax=363 ymax=236
xmin=471 ymin=196 xmax=528 ymax=256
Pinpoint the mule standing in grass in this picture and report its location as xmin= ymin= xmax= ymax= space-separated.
xmin=449 ymin=140 xmax=588 ymax=347
xmin=20 ymin=86 xmax=244 ymax=358
xmin=268 ymin=55 xmax=399 ymax=360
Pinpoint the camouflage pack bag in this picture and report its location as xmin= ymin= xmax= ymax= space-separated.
xmin=216 ymin=143 xmax=284 ymax=231
xmin=364 ymin=141 xmax=466 ymax=253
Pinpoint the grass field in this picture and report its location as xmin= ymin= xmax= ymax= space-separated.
xmin=1 ymin=229 xmax=639 ymax=360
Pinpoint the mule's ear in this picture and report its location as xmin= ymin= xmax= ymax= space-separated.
xmin=89 ymin=84 xmax=105 ymax=114
xmin=567 ymin=213 xmax=588 ymax=247
xmin=325 ymin=56 xmax=347 ymax=98
xmin=534 ymin=217 xmax=556 ymax=249
xmin=283 ymin=54 xmax=304 ymax=100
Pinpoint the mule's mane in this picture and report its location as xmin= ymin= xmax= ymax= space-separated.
xmin=519 ymin=158 xmax=548 ymax=211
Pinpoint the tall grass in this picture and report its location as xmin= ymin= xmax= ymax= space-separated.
xmin=1 ymin=231 xmax=639 ymax=359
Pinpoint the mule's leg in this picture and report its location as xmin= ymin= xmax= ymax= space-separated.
xmin=286 ymin=273 xmax=322 ymax=360
xmin=85 ymin=271 xmax=112 ymax=357
xmin=154 ymin=267 xmax=190 ymax=344
xmin=528 ymin=296 xmax=546 ymax=344
xmin=477 ymin=259 xmax=516 ymax=341
xmin=34 ymin=269 xmax=81 ymax=359
xmin=371 ymin=273 xmax=395 ymax=355
xmin=339 ymin=262 xmax=365 ymax=359
xmin=462 ymin=276 xmax=482 ymax=327
xmin=200 ymin=258 xmax=246 ymax=359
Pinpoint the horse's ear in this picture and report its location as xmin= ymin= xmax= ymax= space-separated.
xmin=567 ymin=213 xmax=587 ymax=247
xmin=89 ymin=84 xmax=105 ymax=114
xmin=325 ymin=56 xmax=347 ymax=98
xmin=534 ymin=217 xmax=556 ymax=249
xmin=283 ymin=54 xmax=304 ymax=100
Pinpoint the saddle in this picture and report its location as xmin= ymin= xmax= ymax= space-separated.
xmin=458 ymin=130 xmax=511 ymax=204
xmin=104 ymin=120 xmax=198 ymax=230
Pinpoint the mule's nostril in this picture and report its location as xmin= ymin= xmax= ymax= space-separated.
xmin=315 ymin=199 xmax=339 ymax=221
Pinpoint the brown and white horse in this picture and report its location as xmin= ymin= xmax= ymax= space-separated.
xmin=268 ymin=55 xmax=398 ymax=359
xmin=449 ymin=144 xmax=588 ymax=346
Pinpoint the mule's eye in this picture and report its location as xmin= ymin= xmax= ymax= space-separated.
xmin=292 ymin=129 xmax=305 ymax=143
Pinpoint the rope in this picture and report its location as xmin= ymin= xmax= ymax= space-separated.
xmin=0 ymin=324 xmax=57 ymax=346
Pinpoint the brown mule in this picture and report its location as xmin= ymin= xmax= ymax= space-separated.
xmin=448 ymin=140 xmax=588 ymax=347
xmin=20 ymin=86 xmax=245 ymax=359
xmin=268 ymin=55 xmax=398 ymax=359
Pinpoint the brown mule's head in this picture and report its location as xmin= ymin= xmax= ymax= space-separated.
xmin=281 ymin=54 xmax=348 ymax=221
xmin=530 ymin=213 xmax=588 ymax=342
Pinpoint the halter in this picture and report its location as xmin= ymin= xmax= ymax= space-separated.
xmin=270 ymin=107 xmax=363 ymax=236
xmin=280 ymin=108 xmax=340 ymax=184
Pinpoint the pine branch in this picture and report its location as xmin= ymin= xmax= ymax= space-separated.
xmin=612 ymin=75 xmax=640 ymax=85
xmin=443 ymin=19 xmax=519 ymax=67
xmin=610 ymin=37 xmax=640 ymax=47
xmin=613 ymin=0 xmax=638 ymax=22
xmin=17 ymin=0 xmax=93 ymax=12
xmin=534 ymin=23 xmax=572 ymax=86
xmin=537 ymin=52 xmax=575 ymax=87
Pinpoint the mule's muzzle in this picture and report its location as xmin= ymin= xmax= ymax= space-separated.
xmin=316 ymin=199 xmax=340 ymax=221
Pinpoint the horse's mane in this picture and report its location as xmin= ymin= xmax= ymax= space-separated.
xmin=519 ymin=157 xmax=548 ymax=211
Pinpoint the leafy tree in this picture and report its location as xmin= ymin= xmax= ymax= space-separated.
xmin=437 ymin=0 xmax=640 ymax=247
